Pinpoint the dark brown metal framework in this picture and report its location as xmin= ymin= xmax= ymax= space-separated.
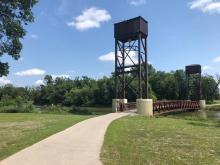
xmin=185 ymin=64 xmax=202 ymax=101
xmin=118 ymin=100 xmax=200 ymax=113
xmin=153 ymin=100 xmax=200 ymax=114
xmin=114 ymin=16 xmax=149 ymax=99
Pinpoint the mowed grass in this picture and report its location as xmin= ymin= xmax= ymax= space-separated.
xmin=101 ymin=115 xmax=220 ymax=165
xmin=0 ymin=113 xmax=93 ymax=160
xmin=212 ymin=100 xmax=220 ymax=105
xmin=206 ymin=103 xmax=220 ymax=111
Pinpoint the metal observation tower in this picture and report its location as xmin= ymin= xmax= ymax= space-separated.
xmin=112 ymin=16 xmax=206 ymax=116
xmin=114 ymin=16 xmax=149 ymax=100
xmin=185 ymin=64 xmax=202 ymax=101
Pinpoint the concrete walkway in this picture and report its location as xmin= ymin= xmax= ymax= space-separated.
xmin=0 ymin=113 xmax=130 ymax=165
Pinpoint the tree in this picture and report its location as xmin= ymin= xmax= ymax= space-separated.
xmin=0 ymin=0 xmax=38 ymax=76
xmin=94 ymin=77 xmax=114 ymax=105
xmin=149 ymin=71 xmax=178 ymax=100
xmin=174 ymin=70 xmax=187 ymax=100
xmin=202 ymin=75 xmax=219 ymax=102
xmin=216 ymin=74 xmax=220 ymax=99
xmin=215 ymin=74 xmax=220 ymax=92
xmin=44 ymin=75 xmax=53 ymax=85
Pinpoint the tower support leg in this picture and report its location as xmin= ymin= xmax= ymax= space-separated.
xmin=137 ymin=99 xmax=153 ymax=116
xmin=199 ymin=100 xmax=206 ymax=110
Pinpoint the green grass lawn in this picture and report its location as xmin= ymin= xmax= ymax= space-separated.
xmin=0 ymin=113 xmax=93 ymax=160
xmin=101 ymin=115 xmax=220 ymax=165
xmin=206 ymin=103 xmax=220 ymax=111
xmin=212 ymin=100 xmax=220 ymax=105
xmin=206 ymin=100 xmax=220 ymax=107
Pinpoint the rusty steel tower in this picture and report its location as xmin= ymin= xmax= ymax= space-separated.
xmin=186 ymin=64 xmax=202 ymax=101
xmin=114 ymin=16 xmax=149 ymax=100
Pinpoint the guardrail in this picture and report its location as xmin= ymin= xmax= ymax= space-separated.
xmin=117 ymin=100 xmax=200 ymax=114
xmin=153 ymin=100 xmax=200 ymax=114
xmin=118 ymin=102 xmax=137 ymax=111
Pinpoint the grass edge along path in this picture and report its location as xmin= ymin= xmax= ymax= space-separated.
xmin=206 ymin=103 xmax=220 ymax=111
xmin=0 ymin=113 xmax=94 ymax=160
xmin=101 ymin=115 xmax=220 ymax=165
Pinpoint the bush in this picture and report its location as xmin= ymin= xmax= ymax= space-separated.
xmin=0 ymin=96 xmax=34 ymax=113
xmin=0 ymin=102 xmax=34 ymax=113
xmin=69 ymin=106 xmax=92 ymax=115
xmin=39 ymin=105 xmax=69 ymax=114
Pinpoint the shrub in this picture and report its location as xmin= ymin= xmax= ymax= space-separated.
xmin=0 ymin=96 xmax=34 ymax=113
xmin=69 ymin=106 xmax=92 ymax=115
xmin=40 ymin=105 xmax=69 ymax=114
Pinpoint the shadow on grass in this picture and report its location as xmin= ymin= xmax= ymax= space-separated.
xmin=187 ymin=120 xmax=220 ymax=128
xmin=69 ymin=106 xmax=112 ymax=116
xmin=35 ymin=105 xmax=112 ymax=116
xmin=187 ymin=122 xmax=211 ymax=127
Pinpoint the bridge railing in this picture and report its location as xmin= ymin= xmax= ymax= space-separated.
xmin=118 ymin=102 xmax=137 ymax=111
xmin=117 ymin=100 xmax=200 ymax=114
xmin=153 ymin=100 xmax=200 ymax=114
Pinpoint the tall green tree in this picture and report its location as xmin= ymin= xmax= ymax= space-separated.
xmin=202 ymin=75 xmax=220 ymax=102
xmin=174 ymin=70 xmax=187 ymax=100
xmin=0 ymin=0 xmax=38 ymax=76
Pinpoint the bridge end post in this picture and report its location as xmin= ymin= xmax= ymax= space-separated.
xmin=120 ymin=99 xmax=128 ymax=104
xmin=137 ymin=99 xmax=153 ymax=116
xmin=199 ymin=100 xmax=206 ymax=110
xmin=112 ymin=99 xmax=120 ymax=112
xmin=112 ymin=99 xmax=128 ymax=112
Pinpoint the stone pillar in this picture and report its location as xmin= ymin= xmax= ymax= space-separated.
xmin=199 ymin=100 xmax=206 ymax=110
xmin=137 ymin=99 xmax=153 ymax=116
xmin=120 ymin=99 xmax=127 ymax=104
xmin=112 ymin=99 xmax=120 ymax=112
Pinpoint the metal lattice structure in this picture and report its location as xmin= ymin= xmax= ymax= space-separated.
xmin=114 ymin=16 xmax=149 ymax=100
xmin=185 ymin=64 xmax=202 ymax=101
xmin=118 ymin=100 xmax=200 ymax=113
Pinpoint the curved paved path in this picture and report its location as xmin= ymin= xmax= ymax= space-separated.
xmin=0 ymin=113 xmax=130 ymax=165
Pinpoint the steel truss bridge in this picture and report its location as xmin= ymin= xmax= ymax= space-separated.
xmin=118 ymin=100 xmax=200 ymax=115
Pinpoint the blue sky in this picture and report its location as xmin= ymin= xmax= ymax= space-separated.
xmin=1 ymin=0 xmax=220 ymax=87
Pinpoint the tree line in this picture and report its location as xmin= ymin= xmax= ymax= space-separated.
xmin=0 ymin=65 xmax=219 ymax=107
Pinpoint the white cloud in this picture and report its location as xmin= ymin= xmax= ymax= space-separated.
xmin=189 ymin=0 xmax=220 ymax=14
xmin=99 ymin=52 xmax=115 ymax=61
xmin=30 ymin=34 xmax=39 ymax=39
xmin=129 ymin=0 xmax=146 ymax=6
xmin=35 ymin=80 xmax=45 ymax=86
xmin=202 ymin=65 xmax=213 ymax=71
xmin=190 ymin=0 xmax=212 ymax=9
xmin=213 ymin=56 xmax=220 ymax=62
xmin=52 ymin=74 xmax=70 ymax=79
xmin=67 ymin=7 xmax=111 ymax=31
xmin=15 ymin=69 xmax=46 ymax=76
xmin=0 ymin=77 xmax=11 ymax=85
xmin=99 ymin=50 xmax=137 ymax=65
